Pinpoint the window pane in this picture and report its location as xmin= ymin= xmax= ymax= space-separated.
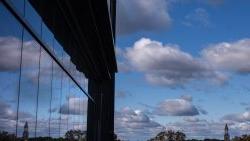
xmin=10 ymin=0 xmax=25 ymax=16
xmin=24 ymin=0 xmax=42 ymax=36
xmin=0 ymin=2 xmax=89 ymax=141
xmin=17 ymin=30 xmax=40 ymax=138
xmin=50 ymin=61 xmax=62 ymax=138
xmin=0 ymin=3 xmax=22 ymax=139
xmin=36 ymin=48 xmax=52 ymax=137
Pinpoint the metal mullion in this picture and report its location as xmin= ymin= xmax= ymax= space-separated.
xmin=1 ymin=0 xmax=94 ymax=103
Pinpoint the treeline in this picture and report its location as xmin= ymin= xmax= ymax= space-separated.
xmin=232 ymin=134 xmax=250 ymax=141
xmin=147 ymin=129 xmax=225 ymax=141
xmin=148 ymin=130 xmax=186 ymax=141
xmin=0 ymin=130 xmax=86 ymax=141
xmin=2 ymin=129 xmax=250 ymax=141
xmin=186 ymin=139 xmax=222 ymax=141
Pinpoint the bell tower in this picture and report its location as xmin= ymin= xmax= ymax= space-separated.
xmin=23 ymin=121 xmax=29 ymax=141
xmin=224 ymin=124 xmax=230 ymax=141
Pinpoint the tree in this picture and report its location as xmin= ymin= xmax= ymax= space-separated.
xmin=65 ymin=130 xmax=86 ymax=141
xmin=148 ymin=130 xmax=186 ymax=141
xmin=175 ymin=131 xmax=186 ymax=141
xmin=0 ymin=131 xmax=16 ymax=141
xmin=232 ymin=134 xmax=250 ymax=141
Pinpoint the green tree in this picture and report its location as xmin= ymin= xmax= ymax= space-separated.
xmin=65 ymin=130 xmax=86 ymax=141
xmin=175 ymin=131 xmax=186 ymax=141
xmin=232 ymin=134 xmax=250 ymax=141
xmin=148 ymin=130 xmax=186 ymax=141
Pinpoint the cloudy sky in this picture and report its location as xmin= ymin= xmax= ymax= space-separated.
xmin=1 ymin=0 xmax=250 ymax=141
xmin=115 ymin=0 xmax=250 ymax=140
xmin=0 ymin=2 xmax=88 ymax=138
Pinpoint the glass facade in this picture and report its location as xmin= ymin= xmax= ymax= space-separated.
xmin=0 ymin=1 xmax=88 ymax=140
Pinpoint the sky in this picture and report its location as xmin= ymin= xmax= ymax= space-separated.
xmin=114 ymin=0 xmax=250 ymax=140
xmin=1 ymin=0 xmax=250 ymax=141
xmin=0 ymin=1 xmax=88 ymax=138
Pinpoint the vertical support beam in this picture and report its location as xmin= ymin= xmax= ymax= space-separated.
xmin=87 ymin=73 xmax=115 ymax=141
xmin=87 ymin=79 xmax=101 ymax=141
xmin=101 ymin=73 xmax=115 ymax=140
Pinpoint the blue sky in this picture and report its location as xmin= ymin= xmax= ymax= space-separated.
xmin=1 ymin=0 xmax=250 ymax=141
xmin=0 ymin=2 xmax=87 ymax=138
xmin=115 ymin=0 xmax=250 ymax=140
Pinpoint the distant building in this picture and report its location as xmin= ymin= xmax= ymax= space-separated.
xmin=23 ymin=121 xmax=29 ymax=141
xmin=224 ymin=124 xmax=230 ymax=141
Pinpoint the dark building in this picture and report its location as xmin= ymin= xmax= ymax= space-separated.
xmin=224 ymin=124 xmax=230 ymax=141
xmin=23 ymin=121 xmax=28 ymax=141
xmin=0 ymin=0 xmax=117 ymax=141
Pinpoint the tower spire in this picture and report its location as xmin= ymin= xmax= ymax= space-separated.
xmin=23 ymin=121 xmax=29 ymax=141
xmin=224 ymin=124 xmax=230 ymax=141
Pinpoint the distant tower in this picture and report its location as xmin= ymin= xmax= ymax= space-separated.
xmin=23 ymin=121 xmax=29 ymax=141
xmin=224 ymin=124 xmax=230 ymax=141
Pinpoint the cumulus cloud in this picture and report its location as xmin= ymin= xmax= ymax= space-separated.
xmin=222 ymin=111 xmax=250 ymax=123
xmin=125 ymin=38 xmax=225 ymax=87
xmin=59 ymin=96 xmax=88 ymax=115
xmin=183 ymin=8 xmax=212 ymax=27
xmin=0 ymin=37 xmax=39 ymax=72
xmin=153 ymin=96 xmax=200 ymax=116
xmin=122 ymin=37 xmax=250 ymax=87
xmin=166 ymin=119 xmax=225 ymax=139
xmin=115 ymin=107 xmax=250 ymax=140
xmin=0 ymin=100 xmax=34 ymax=134
xmin=0 ymin=100 xmax=33 ymax=121
xmin=117 ymin=0 xmax=171 ymax=35
xmin=115 ymin=107 xmax=164 ymax=140
xmin=0 ymin=36 xmax=86 ymax=86
xmin=166 ymin=117 xmax=250 ymax=139
xmin=202 ymin=38 xmax=250 ymax=73
xmin=0 ymin=36 xmax=55 ymax=84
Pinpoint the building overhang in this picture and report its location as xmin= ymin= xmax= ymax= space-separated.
xmin=29 ymin=0 xmax=117 ymax=80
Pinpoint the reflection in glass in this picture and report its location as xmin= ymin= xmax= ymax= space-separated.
xmin=17 ymin=30 xmax=40 ymax=138
xmin=36 ymin=48 xmax=52 ymax=137
xmin=24 ymin=0 xmax=42 ymax=36
xmin=0 ymin=3 xmax=22 ymax=139
xmin=0 ymin=1 xmax=89 ymax=140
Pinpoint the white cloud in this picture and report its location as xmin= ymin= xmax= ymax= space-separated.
xmin=183 ymin=117 xmax=205 ymax=123
xmin=115 ymin=107 xmax=164 ymax=140
xmin=117 ymin=0 xmax=171 ymax=35
xmin=202 ymin=38 xmax=250 ymax=73
xmin=0 ymin=37 xmax=39 ymax=72
xmin=122 ymin=37 xmax=250 ymax=87
xmin=0 ymin=36 xmax=86 ymax=86
xmin=59 ymin=96 xmax=88 ymax=115
xmin=222 ymin=111 xmax=250 ymax=123
xmin=114 ymin=107 xmax=250 ymax=140
xmin=166 ymin=120 xmax=225 ymax=139
xmin=153 ymin=96 xmax=200 ymax=116
xmin=183 ymin=8 xmax=212 ymax=27
xmin=0 ymin=100 xmax=33 ymax=121
xmin=0 ymin=100 xmax=34 ymax=135
xmin=125 ymin=38 xmax=224 ymax=87
xmin=165 ymin=117 xmax=250 ymax=139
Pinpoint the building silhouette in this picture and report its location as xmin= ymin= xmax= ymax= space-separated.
xmin=23 ymin=121 xmax=29 ymax=141
xmin=224 ymin=124 xmax=230 ymax=141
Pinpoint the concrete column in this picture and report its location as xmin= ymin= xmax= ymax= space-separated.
xmin=87 ymin=73 xmax=115 ymax=141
